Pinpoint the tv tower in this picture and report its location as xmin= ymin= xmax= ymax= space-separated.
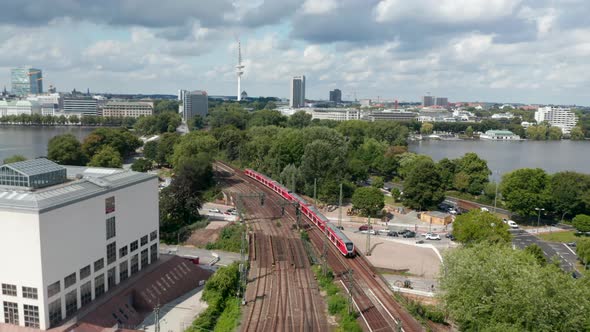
xmin=236 ymin=40 xmax=245 ymax=101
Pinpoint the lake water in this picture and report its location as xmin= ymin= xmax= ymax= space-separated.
xmin=1 ymin=127 xmax=588 ymax=181
xmin=410 ymin=140 xmax=590 ymax=181
xmin=0 ymin=126 xmax=95 ymax=162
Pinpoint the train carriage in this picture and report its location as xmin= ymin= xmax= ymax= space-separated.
xmin=244 ymin=168 xmax=355 ymax=257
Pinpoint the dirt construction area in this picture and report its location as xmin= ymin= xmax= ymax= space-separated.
xmin=185 ymin=221 xmax=231 ymax=247
xmin=344 ymin=230 xmax=442 ymax=278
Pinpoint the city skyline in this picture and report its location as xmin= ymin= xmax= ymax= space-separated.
xmin=0 ymin=1 xmax=588 ymax=105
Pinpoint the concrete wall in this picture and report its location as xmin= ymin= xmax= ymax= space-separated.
xmin=0 ymin=210 xmax=44 ymax=328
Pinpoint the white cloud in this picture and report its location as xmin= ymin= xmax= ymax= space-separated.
xmin=518 ymin=6 xmax=558 ymax=38
xmin=375 ymin=0 xmax=522 ymax=24
xmin=302 ymin=0 xmax=338 ymax=15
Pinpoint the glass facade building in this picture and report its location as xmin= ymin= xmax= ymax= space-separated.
xmin=10 ymin=67 xmax=43 ymax=96
xmin=0 ymin=159 xmax=66 ymax=189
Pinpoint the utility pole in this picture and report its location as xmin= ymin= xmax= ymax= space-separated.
xmin=154 ymin=302 xmax=160 ymax=332
xmin=338 ymin=183 xmax=343 ymax=229
xmin=322 ymin=228 xmax=328 ymax=276
xmin=314 ymin=178 xmax=317 ymax=206
xmin=347 ymin=269 xmax=354 ymax=314
xmin=494 ymin=170 xmax=499 ymax=213
xmin=239 ymin=218 xmax=247 ymax=304
xmin=366 ymin=215 xmax=371 ymax=256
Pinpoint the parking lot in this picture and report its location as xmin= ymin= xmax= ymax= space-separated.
xmin=511 ymin=229 xmax=580 ymax=276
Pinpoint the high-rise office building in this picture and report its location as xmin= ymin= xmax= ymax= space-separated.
xmin=422 ymin=95 xmax=435 ymax=107
xmin=11 ymin=67 xmax=43 ymax=96
xmin=435 ymin=97 xmax=448 ymax=107
xmin=63 ymin=97 xmax=98 ymax=116
xmin=179 ymin=90 xmax=208 ymax=122
xmin=290 ymin=75 xmax=306 ymax=108
xmin=329 ymin=89 xmax=342 ymax=103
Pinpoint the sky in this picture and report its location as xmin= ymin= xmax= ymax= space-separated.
xmin=0 ymin=0 xmax=589 ymax=105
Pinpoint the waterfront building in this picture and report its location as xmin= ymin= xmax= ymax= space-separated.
xmin=179 ymin=90 xmax=208 ymax=122
xmin=0 ymin=100 xmax=41 ymax=117
xmin=422 ymin=96 xmax=435 ymax=107
xmin=480 ymin=130 xmax=520 ymax=140
xmin=329 ymin=89 xmax=342 ymax=103
xmin=308 ymin=108 xmax=361 ymax=121
xmin=290 ymin=75 xmax=306 ymax=108
xmin=534 ymin=107 xmax=578 ymax=134
xmin=0 ymin=159 xmax=159 ymax=330
xmin=364 ymin=110 xmax=416 ymax=122
xmin=63 ymin=97 xmax=98 ymax=116
xmin=11 ymin=67 xmax=43 ymax=96
xmin=102 ymin=101 xmax=154 ymax=118
xmin=491 ymin=113 xmax=514 ymax=120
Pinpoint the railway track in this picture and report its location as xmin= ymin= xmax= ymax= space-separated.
xmin=215 ymin=162 xmax=327 ymax=332
xmin=215 ymin=161 xmax=423 ymax=332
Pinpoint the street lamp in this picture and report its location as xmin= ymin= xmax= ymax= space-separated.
xmin=535 ymin=208 xmax=545 ymax=234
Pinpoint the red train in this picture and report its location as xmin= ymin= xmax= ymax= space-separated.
xmin=244 ymin=169 xmax=355 ymax=257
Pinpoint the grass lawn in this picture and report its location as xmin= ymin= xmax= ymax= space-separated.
xmin=384 ymin=195 xmax=403 ymax=207
xmin=538 ymin=231 xmax=578 ymax=243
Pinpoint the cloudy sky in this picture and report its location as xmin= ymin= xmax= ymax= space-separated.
xmin=0 ymin=0 xmax=588 ymax=104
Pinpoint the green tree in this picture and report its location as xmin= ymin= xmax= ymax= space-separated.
xmin=573 ymin=214 xmax=590 ymax=233
xmin=437 ymin=158 xmax=457 ymax=190
xmin=402 ymin=159 xmax=445 ymax=210
xmin=47 ymin=134 xmax=87 ymax=165
xmin=550 ymin=171 xmax=590 ymax=218
xmin=548 ymin=126 xmax=563 ymax=140
xmin=159 ymin=156 xmax=214 ymax=242
xmin=131 ymin=158 xmax=152 ymax=172
xmin=171 ymin=132 xmax=218 ymax=168
xmin=465 ymin=125 xmax=474 ymax=137
xmin=397 ymin=153 xmax=433 ymax=180
xmin=248 ymin=109 xmax=287 ymax=127
xmin=371 ymin=176 xmax=384 ymax=189
xmin=453 ymin=152 xmax=491 ymax=194
xmin=501 ymin=168 xmax=551 ymax=217
xmin=576 ymin=238 xmax=590 ymax=268
xmin=154 ymin=99 xmax=180 ymax=114
xmin=352 ymin=186 xmax=384 ymax=216
xmin=3 ymin=155 xmax=26 ymax=164
xmin=188 ymin=114 xmax=205 ymax=130
xmin=570 ymin=126 xmax=585 ymax=140
xmin=524 ymin=244 xmax=547 ymax=266
xmin=88 ymin=146 xmax=123 ymax=168
xmin=420 ymin=122 xmax=434 ymax=135
xmin=526 ymin=125 xmax=548 ymax=140
xmin=452 ymin=210 xmax=511 ymax=245
xmin=287 ymin=111 xmax=312 ymax=128
xmin=82 ymin=128 xmax=141 ymax=159
xmin=441 ymin=243 xmax=590 ymax=331
xmin=156 ymin=133 xmax=181 ymax=166
xmin=143 ymin=140 xmax=158 ymax=161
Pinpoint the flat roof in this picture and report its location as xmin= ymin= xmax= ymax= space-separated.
xmin=0 ymin=166 xmax=156 ymax=213
xmin=424 ymin=211 xmax=451 ymax=218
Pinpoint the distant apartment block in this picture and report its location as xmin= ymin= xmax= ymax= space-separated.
xmin=435 ymin=97 xmax=448 ymax=107
xmin=0 ymin=159 xmax=159 ymax=330
xmin=329 ymin=89 xmax=342 ymax=103
xmin=364 ymin=110 xmax=417 ymax=122
xmin=102 ymin=101 xmax=154 ymax=118
xmin=11 ymin=67 xmax=43 ymax=96
xmin=534 ymin=106 xmax=578 ymax=134
xmin=179 ymin=90 xmax=208 ymax=122
xmin=63 ymin=97 xmax=98 ymax=116
xmin=308 ymin=108 xmax=360 ymax=121
xmin=422 ymin=96 xmax=435 ymax=107
xmin=290 ymin=75 xmax=306 ymax=108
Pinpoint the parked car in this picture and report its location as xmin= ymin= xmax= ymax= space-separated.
xmin=481 ymin=207 xmax=490 ymax=212
xmin=403 ymin=231 xmax=416 ymax=238
xmin=359 ymin=224 xmax=373 ymax=231
xmin=361 ymin=230 xmax=377 ymax=235
xmin=426 ymin=234 xmax=441 ymax=240
xmin=378 ymin=229 xmax=390 ymax=236
xmin=208 ymin=208 xmax=221 ymax=213
xmin=421 ymin=232 xmax=434 ymax=237
xmin=448 ymin=208 xmax=457 ymax=215
xmin=507 ymin=220 xmax=518 ymax=228
xmin=567 ymin=242 xmax=577 ymax=248
xmin=388 ymin=231 xmax=399 ymax=237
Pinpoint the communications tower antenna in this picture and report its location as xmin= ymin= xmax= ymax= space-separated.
xmin=236 ymin=40 xmax=245 ymax=101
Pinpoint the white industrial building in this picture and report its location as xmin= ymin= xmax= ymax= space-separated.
xmin=102 ymin=101 xmax=154 ymax=118
xmin=0 ymin=159 xmax=159 ymax=330
xmin=308 ymin=108 xmax=361 ymax=121
xmin=534 ymin=106 xmax=578 ymax=134
xmin=0 ymin=100 xmax=41 ymax=117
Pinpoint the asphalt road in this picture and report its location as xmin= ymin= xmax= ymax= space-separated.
xmin=511 ymin=229 xmax=581 ymax=277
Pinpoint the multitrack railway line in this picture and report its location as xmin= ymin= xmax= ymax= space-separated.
xmin=215 ymin=161 xmax=423 ymax=332
xmin=215 ymin=162 xmax=327 ymax=332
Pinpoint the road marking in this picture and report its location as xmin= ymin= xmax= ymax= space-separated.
xmin=563 ymin=243 xmax=577 ymax=255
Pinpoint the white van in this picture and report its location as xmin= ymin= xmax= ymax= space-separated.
xmin=507 ymin=220 xmax=518 ymax=228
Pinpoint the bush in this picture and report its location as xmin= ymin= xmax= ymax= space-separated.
xmin=205 ymin=224 xmax=244 ymax=252
xmin=328 ymin=294 xmax=347 ymax=315
xmin=573 ymin=214 xmax=590 ymax=233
